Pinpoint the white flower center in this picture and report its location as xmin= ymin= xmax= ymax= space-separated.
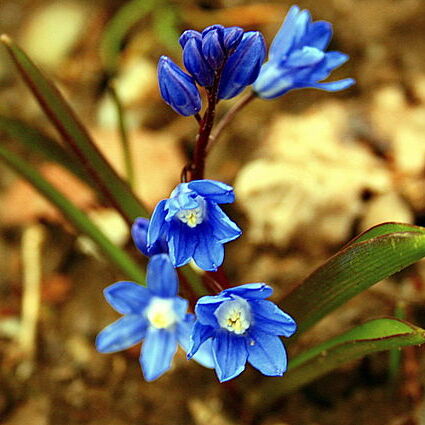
xmin=176 ymin=198 xmax=206 ymax=228
xmin=145 ymin=297 xmax=177 ymax=329
xmin=214 ymin=296 xmax=251 ymax=335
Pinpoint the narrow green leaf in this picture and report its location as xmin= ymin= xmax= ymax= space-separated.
xmin=346 ymin=221 xmax=425 ymax=245
xmin=100 ymin=0 xmax=156 ymax=73
xmin=0 ymin=116 xmax=89 ymax=182
xmin=1 ymin=35 xmax=148 ymax=225
xmin=253 ymin=318 xmax=425 ymax=408
xmin=0 ymin=144 xmax=145 ymax=283
xmin=283 ymin=223 xmax=425 ymax=335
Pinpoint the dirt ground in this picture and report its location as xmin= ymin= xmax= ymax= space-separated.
xmin=1 ymin=0 xmax=425 ymax=424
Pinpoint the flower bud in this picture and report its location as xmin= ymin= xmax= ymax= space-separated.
xmin=180 ymin=30 xmax=214 ymax=87
xmin=223 ymin=26 xmax=244 ymax=53
xmin=158 ymin=56 xmax=202 ymax=116
xmin=201 ymin=25 xmax=226 ymax=69
xmin=218 ymin=31 xmax=266 ymax=100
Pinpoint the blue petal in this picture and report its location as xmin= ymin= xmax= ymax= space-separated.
xmin=324 ymin=51 xmax=349 ymax=70
xmin=207 ymin=202 xmax=242 ymax=243
xmin=269 ymin=5 xmax=301 ymax=60
xmin=104 ymin=281 xmax=151 ymax=314
xmin=303 ymin=21 xmax=332 ymax=50
xmin=286 ymin=46 xmax=325 ymax=68
xmin=223 ymin=26 xmax=244 ymax=52
xmin=173 ymin=296 xmax=189 ymax=321
xmin=96 ymin=315 xmax=147 ymax=353
xmin=147 ymin=199 xmax=168 ymax=247
xmin=146 ymin=254 xmax=178 ymax=297
xmin=212 ymin=332 xmax=248 ymax=382
xmin=187 ymin=321 xmax=215 ymax=359
xmin=192 ymin=225 xmax=224 ymax=271
xmin=188 ymin=180 xmax=235 ymax=204
xmin=247 ymin=329 xmax=287 ymax=376
xmin=195 ymin=294 xmax=229 ymax=327
xmin=311 ymin=78 xmax=355 ymax=91
xmin=177 ymin=315 xmax=215 ymax=368
xmin=183 ymin=37 xmax=214 ymax=87
xmin=202 ymin=25 xmax=225 ymax=69
xmin=251 ymin=300 xmax=297 ymax=336
xmin=291 ymin=9 xmax=311 ymax=48
xmin=140 ymin=327 xmax=178 ymax=381
xmin=253 ymin=62 xmax=294 ymax=99
xmin=168 ymin=220 xmax=194 ymax=267
xmin=222 ymin=283 xmax=273 ymax=300
xmin=131 ymin=218 xmax=150 ymax=256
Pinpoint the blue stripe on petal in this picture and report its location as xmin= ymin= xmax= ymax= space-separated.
xmin=212 ymin=332 xmax=248 ymax=382
xmin=207 ymin=203 xmax=242 ymax=243
xmin=96 ymin=315 xmax=147 ymax=353
xmin=188 ymin=180 xmax=235 ymax=204
xmin=187 ymin=321 xmax=215 ymax=359
xmin=146 ymin=254 xmax=178 ymax=297
xmin=192 ymin=226 xmax=224 ymax=271
xmin=104 ymin=281 xmax=151 ymax=314
xmin=140 ymin=327 xmax=178 ymax=381
xmin=222 ymin=283 xmax=273 ymax=300
xmin=251 ymin=300 xmax=297 ymax=336
xmin=247 ymin=329 xmax=287 ymax=376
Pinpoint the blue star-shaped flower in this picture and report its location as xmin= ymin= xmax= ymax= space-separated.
xmin=147 ymin=180 xmax=242 ymax=271
xmin=253 ymin=5 xmax=355 ymax=99
xmin=188 ymin=283 xmax=297 ymax=382
xmin=96 ymin=254 xmax=213 ymax=381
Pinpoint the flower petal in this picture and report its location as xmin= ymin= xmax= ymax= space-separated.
xmin=147 ymin=199 xmax=168 ymax=247
xmin=212 ymin=332 xmax=248 ymax=382
xmin=251 ymin=300 xmax=297 ymax=337
xmin=269 ymin=5 xmax=301 ymax=60
xmin=140 ymin=327 xmax=178 ymax=381
xmin=168 ymin=220 xmax=194 ymax=267
xmin=192 ymin=226 xmax=224 ymax=271
xmin=104 ymin=281 xmax=151 ymax=314
xmin=187 ymin=320 xmax=216 ymax=359
xmin=178 ymin=315 xmax=215 ymax=368
xmin=188 ymin=180 xmax=235 ymax=204
xmin=222 ymin=283 xmax=273 ymax=300
xmin=247 ymin=329 xmax=287 ymax=376
xmin=310 ymin=78 xmax=355 ymax=91
xmin=96 ymin=315 xmax=147 ymax=353
xmin=207 ymin=203 xmax=242 ymax=243
xmin=146 ymin=254 xmax=178 ymax=297
xmin=286 ymin=46 xmax=324 ymax=68
xmin=195 ymin=293 xmax=230 ymax=326
xmin=304 ymin=21 xmax=332 ymax=50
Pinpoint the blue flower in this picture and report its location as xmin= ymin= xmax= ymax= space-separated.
xmin=131 ymin=217 xmax=168 ymax=257
xmin=158 ymin=56 xmax=202 ymax=116
xmin=147 ymin=180 xmax=242 ymax=271
xmin=253 ymin=5 xmax=355 ymax=99
xmin=187 ymin=283 xmax=297 ymax=382
xmin=96 ymin=254 xmax=214 ymax=381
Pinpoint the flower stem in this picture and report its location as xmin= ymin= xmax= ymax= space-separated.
xmin=207 ymin=91 xmax=256 ymax=153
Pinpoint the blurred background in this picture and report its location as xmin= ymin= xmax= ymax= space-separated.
xmin=1 ymin=0 xmax=425 ymax=424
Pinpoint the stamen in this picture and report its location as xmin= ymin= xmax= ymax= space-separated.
xmin=176 ymin=197 xmax=206 ymax=228
xmin=214 ymin=296 xmax=251 ymax=335
xmin=145 ymin=298 xmax=177 ymax=329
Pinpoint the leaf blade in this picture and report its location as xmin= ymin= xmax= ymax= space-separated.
xmin=283 ymin=224 xmax=425 ymax=335
xmin=1 ymin=34 xmax=148 ymax=224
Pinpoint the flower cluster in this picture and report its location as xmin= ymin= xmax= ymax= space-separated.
xmin=97 ymin=5 xmax=354 ymax=383
xmin=158 ymin=24 xmax=266 ymax=115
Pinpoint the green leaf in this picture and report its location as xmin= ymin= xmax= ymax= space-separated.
xmin=0 ymin=144 xmax=145 ymax=283
xmin=152 ymin=3 xmax=180 ymax=55
xmin=100 ymin=0 xmax=156 ymax=73
xmin=283 ymin=223 xmax=425 ymax=335
xmin=1 ymin=35 xmax=148 ymax=225
xmin=0 ymin=116 xmax=89 ymax=182
xmin=253 ymin=318 xmax=425 ymax=408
